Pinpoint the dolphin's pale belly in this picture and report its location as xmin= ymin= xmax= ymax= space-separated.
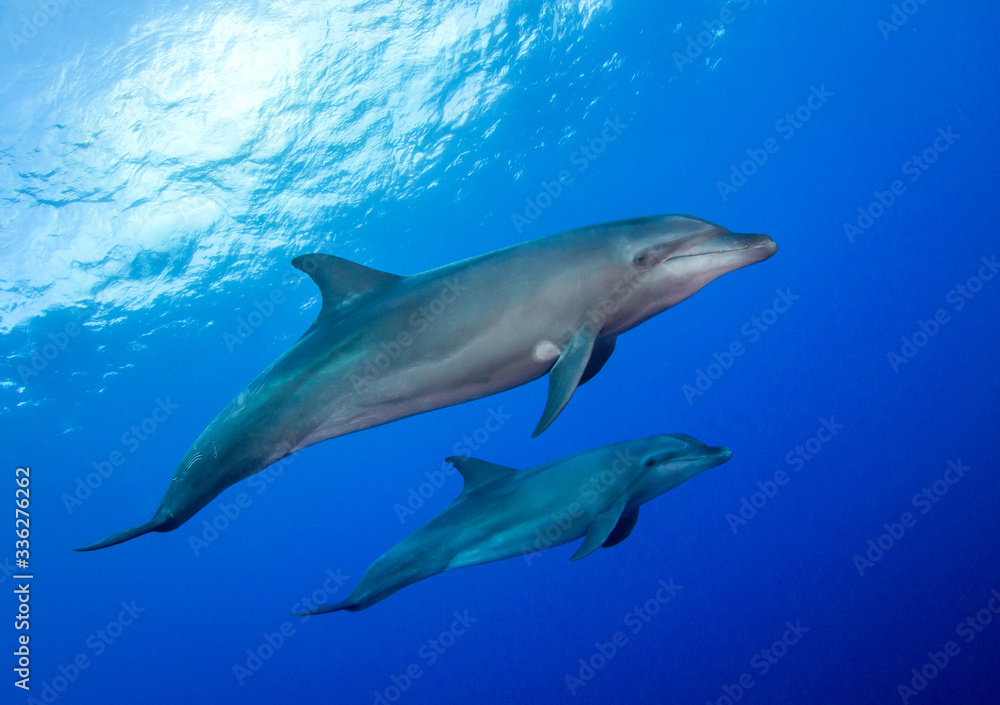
xmin=446 ymin=514 xmax=591 ymax=570
xmin=289 ymin=322 xmax=562 ymax=453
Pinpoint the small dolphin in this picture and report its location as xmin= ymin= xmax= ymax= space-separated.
xmin=76 ymin=215 xmax=773 ymax=551
xmin=293 ymin=434 xmax=731 ymax=614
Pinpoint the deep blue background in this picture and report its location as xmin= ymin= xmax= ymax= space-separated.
xmin=2 ymin=1 xmax=999 ymax=704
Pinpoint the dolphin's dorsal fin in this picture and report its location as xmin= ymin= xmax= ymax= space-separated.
xmin=570 ymin=498 xmax=628 ymax=561
xmin=445 ymin=456 xmax=516 ymax=494
xmin=292 ymin=253 xmax=402 ymax=318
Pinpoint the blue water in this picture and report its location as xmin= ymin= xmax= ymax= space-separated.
xmin=3 ymin=1 xmax=999 ymax=703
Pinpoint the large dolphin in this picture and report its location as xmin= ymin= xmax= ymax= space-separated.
xmin=76 ymin=214 xmax=775 ymax=551
xmin=293 ymin=434 xmax=731 ymax=614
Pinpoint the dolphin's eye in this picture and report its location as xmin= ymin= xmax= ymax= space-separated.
xmin=633 ymin=253 xmax=650 ymax=268
xmin=644 ymin=458 xmax=655 ymax=468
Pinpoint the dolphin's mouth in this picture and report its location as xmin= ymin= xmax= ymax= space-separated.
xmin=741 ymin=236 xmax=778 ymax=256
xmin=647 ymin=446 xmax=732 ymax=469
xmin=707 ymin=446 xmax=733 ymax=462
xmin=666 ymin=234 xmax=777 ymax=263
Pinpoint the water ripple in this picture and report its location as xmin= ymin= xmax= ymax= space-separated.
xmin=1 ymin=0 xmax=624 ymax=410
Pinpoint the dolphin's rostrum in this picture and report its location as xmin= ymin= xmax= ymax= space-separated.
xmin=293 ymin=434 xmax=732 ymax=614
xmin=75 ymin=214 xmax=775 ymax=551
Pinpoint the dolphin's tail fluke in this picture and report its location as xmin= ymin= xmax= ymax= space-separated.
xmin=73 ymin=517 xmax=168 ymax=552
xmin=291 ymin=598 xmax=361 ymax=617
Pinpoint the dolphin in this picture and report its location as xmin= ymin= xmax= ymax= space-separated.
xmin=293 ymin=434 xmax=731 ymax=614
xmin=75 ymin=214 xmax=774 ymax=551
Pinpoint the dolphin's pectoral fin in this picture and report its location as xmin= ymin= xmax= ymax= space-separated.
xmin=579 ymin=335 xmax=617 ymax=386
xmin=532 ymin=327 xmax=597 ymax=438
xmin=446 ymin=456 xmax=517 ymax=495
xmin=570 ymin=499 xmax=628 ymax=561
xmin=291 ymin=253 xmax=403 ymax=319
xmin=601 ymin=505 xmax=639 ymax=548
